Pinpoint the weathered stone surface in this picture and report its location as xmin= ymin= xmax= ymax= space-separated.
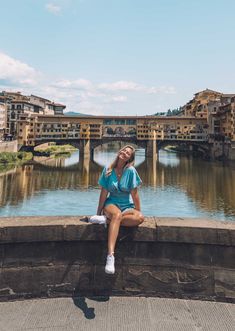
xmin=0 ymin=216 xmax=234 ymax=302
xmin=122 ymin=242 xmax=217 ymax=268
xmin=211 ymin=245 xmax=235 ymax=269
xmin=122 ymin=266 xmax=214 ymax=299
xmin=214 ymin=269 xmax=235 ymax=300
xmin=0 ymin=217 xmax=107 ymax=243
xmin=156 ymin=217 xmax=235 ymax=246
xmin=0 ymin=216 xmax=234 ymax=246
xmin=0 ymin=264 xmax=94 ymax=300
xmin=123 ymin=266 xmax=178 ymax=295
xmin=93 ymin=265 xmax=123 ymax=295
xmin=2 ymin=241 xmax=107 ymax=267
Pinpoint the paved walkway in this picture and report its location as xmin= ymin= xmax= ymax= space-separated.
xmin=0 ymin=296 xmax=234 ymax=331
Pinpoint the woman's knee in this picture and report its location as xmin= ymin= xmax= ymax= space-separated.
xmin=138 ymin=213 xmax=144 ymax=225
xmin=110 ymin=211 xmax=122 ymax=222
xmin=104 ymin=205 xmax=122 ymax=222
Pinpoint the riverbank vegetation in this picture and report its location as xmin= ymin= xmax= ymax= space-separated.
xmin=0 ymin=152 xmax=33 ymax=164
xmin=35 ymin=144 xmax=78 ymax=158
xmin=0 ymin=151 xmax=33 ymax=172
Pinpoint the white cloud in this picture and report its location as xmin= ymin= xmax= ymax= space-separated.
xmin=98 ymin=80 xmax=176 ymax=95
xmin=0 ymin=52 xmax=40 ymax=85
xmin=53 ymin=79 xmax=93 ymax=90
xmin=147 ymin=86 xmax=176 ymax=94
xmin=110 ymin=96 xmax=127 ymax=103
xmin=0 ymin=52 xmax=177 ymax=115
xmin=98 ymin=81 xmax=143 ymax=92
xmin=45 ymin=3 xmax=61 ymax=15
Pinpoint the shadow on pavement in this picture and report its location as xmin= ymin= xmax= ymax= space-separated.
xmin=72 ymin=296 xmax=110 ymax=319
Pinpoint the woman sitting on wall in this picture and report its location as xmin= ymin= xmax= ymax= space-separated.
xmin=95 ymin=145 xmax=144 ymax=274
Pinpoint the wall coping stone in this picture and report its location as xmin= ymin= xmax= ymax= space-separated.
xmin=0 ymin=216 xmax=234 ymax=246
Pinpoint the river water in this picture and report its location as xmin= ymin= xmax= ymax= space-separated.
xmin=0 ymin=143 xmax=235 ymax=221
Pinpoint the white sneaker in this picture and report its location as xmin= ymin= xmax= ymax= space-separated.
xmin=105 ymin=254 xmax=115 ymax=274
xmin=88 ymin=215 xmax=107 ymax=225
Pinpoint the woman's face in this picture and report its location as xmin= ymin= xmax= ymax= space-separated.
xmin=118 ymin=147 xmax=133 ymax=162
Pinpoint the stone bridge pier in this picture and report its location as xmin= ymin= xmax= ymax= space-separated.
xmin=79 ymin=139 xmax=91 ymax=159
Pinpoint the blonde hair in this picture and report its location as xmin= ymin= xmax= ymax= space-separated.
xmin=106 ymin=145 xmax=135 ymax=176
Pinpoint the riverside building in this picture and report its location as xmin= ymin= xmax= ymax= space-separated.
xmin=0 ymin=96 xmax=7 ymax=140
xmin=0 ymin=91 xmax=66 ymax=138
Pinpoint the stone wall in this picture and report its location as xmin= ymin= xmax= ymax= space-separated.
xmin=229 ymin=142 xmax=235 ymax=160
xmin=0 ymin=216 xmax=234 ymax=302
xmin=0 ymin=140 xmax=18 ymax=153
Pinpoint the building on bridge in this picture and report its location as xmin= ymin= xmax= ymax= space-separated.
xmin=17 ymin=114 xmax=209 ymax=158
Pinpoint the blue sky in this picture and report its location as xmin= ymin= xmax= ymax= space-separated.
xmin=0 ymin=0 xmax=235 ymax=115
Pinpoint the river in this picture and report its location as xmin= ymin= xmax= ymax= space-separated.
xmin=0 ymin=143 xmax=235 ymax=221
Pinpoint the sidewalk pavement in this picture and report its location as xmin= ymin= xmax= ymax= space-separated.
xmin=0 ymin=296 xmax=234 ymax=331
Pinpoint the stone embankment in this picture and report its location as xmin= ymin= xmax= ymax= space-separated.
xmin=0 ymin=140 xmax=18 ymax=153
xmin=0 ymin=216 xmax=234 ymax=302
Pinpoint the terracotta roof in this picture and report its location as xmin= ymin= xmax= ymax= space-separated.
xmin=30 ymin=95 xmax=51 ymax=102
xmin=194 ymin=88 xmax=222 ymax=96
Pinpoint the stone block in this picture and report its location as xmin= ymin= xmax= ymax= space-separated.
xmin=2 ymin=241 xmax=109 ymax=268
xmin=122 ymin=265 xmax=214 ymax=299
xmin=0 ymin=264 xmax=94 ymax=300
xmin=156 ymin=217 xmax=235 ymax=246
xmin=122 ymin=242 xmax=214 ymax=268
xmin=122 ymin=265 xmax=178 ymax=296
xmin=175 ymin=267 xmax=214 ymax=296
xmin=214 ymin=269 xmax=235 ymax=300
xmin=93 ymin=264 xmax=124 ymax=296
xmin=157 ymin=225 xmax=218 ymax=245
xmin=0 ymin=245 xmax=3 ymax=268
xmin=210 ymin=245 xmax=235 ymax=269
xmin=0 ymin=224 xmax=64 ymax=243
xmin=64 ymin=223 xmax=107 ymax=241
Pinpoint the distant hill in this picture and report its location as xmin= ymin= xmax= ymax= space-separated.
xmin=64 ymin=111 xmax=93 ymax=117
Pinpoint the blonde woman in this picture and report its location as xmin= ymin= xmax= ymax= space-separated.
xmin=97 ymin=145 xmax=144 ymax=274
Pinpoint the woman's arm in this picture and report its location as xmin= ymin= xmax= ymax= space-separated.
xmin=97 ymin=187 xmax=108 ymax=215
xmin=131 ymin=188 xmax=141 ymax=211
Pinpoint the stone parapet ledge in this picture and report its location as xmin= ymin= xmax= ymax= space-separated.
xmin=0 ymin=216 xmax=234 ymax=246
xmin=0 ymin=216 xmax=235 ymax=302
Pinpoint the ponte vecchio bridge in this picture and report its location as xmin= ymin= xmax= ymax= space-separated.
xmin=18 ymin=114 xmax=210 ymax=158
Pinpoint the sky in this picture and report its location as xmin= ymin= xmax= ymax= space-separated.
xmin=0 ymin=0 xmax=235 ymax=116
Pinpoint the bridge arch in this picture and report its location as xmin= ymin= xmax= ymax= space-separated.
xmin=90 ymin=137 xmax=147 ymax=152
xmin=157 ymin=140 xmax=210 ymax=157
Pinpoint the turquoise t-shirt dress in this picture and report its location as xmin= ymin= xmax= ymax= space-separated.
xmin=98 ymin=166 xmax=142 ymax=212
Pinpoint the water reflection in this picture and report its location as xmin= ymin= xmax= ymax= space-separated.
xmin=0 ymin=143 xmax=235 ymax=220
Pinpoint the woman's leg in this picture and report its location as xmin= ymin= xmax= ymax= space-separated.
xmin=103 ymin=204 xmax=122 ymax=255
xmin=121 ymin=209 xmax=144 ymax=227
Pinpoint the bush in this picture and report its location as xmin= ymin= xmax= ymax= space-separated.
xmin=0 ymin=152 xmax=33 ymax=165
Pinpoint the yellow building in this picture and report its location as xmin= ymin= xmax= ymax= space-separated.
xmin=214 ymin=98 xmax=235 ymax=141
xmin=183 ymin=89 xmax=222 ymax=119
xmin=17 ymin=114 xmax=208 ymax=147
xmin=0 ymin=99 xmax=7 ymax=139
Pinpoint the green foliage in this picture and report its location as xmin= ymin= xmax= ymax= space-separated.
xmin=166 ymin=107 xmax=183 ymax=116
xmin=37 ymin=144 xmax=77 ymax=155
xmin=154 ymin=107 xmax=183 ymax=117
xmin=154 ymin=112 xmax=166 ymax=116
xmin=0 ymin=152 xmax=33 ymax=165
